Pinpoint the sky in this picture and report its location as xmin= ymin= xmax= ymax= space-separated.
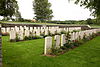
xmin=10 ymin=0 xmax=95 ymax=20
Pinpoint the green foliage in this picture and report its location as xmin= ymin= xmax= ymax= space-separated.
xmin=0 ymin=0 xmax=21 ymax=21
xmin=63 ymin=32 xmax=74 ymax=48
xmin=32 ymin=36 xmax=43 ymax=39
xmin=73 ymin=0 xmax=100 ymax=24
xmin=86 ymin=18 xmax=93 ymax=25
xmin=51 ymin=48 xmax=62 ymax=55
xmin=24 ymin=36 xmax=33 ymax=40
xmin=48 ymin=30 xmax=53 ymax=36
xmin=61 ymin=31 xmax=67 ymax=34
xmin=60 ymin=46 xmax=67 ymax=50
xmin=33 ymin=0 xmax=53 ymax=21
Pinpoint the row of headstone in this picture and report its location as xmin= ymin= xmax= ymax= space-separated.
xmin=7 ymin=26 xmax=81 ymax=41
xmin=44 ymin=28 xmax=100 ymax=55
xmin=1 ymin=26 xmax=81 ymax=35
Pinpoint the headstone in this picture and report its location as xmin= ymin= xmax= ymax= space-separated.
xmin=70 ymin=32 xmax=75 ymax=40
xmin=75 ymin=32 xmax=79 ymax=40
xmin=30 ymin=27 xmax=33 ymax=32
xmin=61 ymin=34 xmax=66 ymax=46
xmin=36 ymin=29 xmax=40 ymax=36
xmin=45 ymin=29 xmax=48 ymax=35
xmin=41 ymin=29 xmax=45 ymax=34
xmin=80 ymin=31 xmax=84 ymax=39
xmin=6 ymin=27 xmax=10 ymax=33
xmin=20 ymin=26 xmax=24 ymax=34
xmin=57 ymin=29 xmax=61 ymax=34
xmin=1 ymin=28 xmax=6 ymax=33
xmin=32 ymin=30 xmax=36 ymax=36
xmin=15 ymin=26 xmax=19 ymax=33
xmin=24 ymin=26 xmax=27 ymax=29
xmin=10 ymin=29 xmax=16 ymax=41
xmin=25 ymin=27 xmax=29 ymax=30
xmin=44 ymin=36 xmax=52 ymax=55
xmin=54 ymin=35 xmax=60 ymax=48
xmin=25 ymin=29 xmax=30 ymax=37
xmin=18 ymin=30 xmax=24 ymax=40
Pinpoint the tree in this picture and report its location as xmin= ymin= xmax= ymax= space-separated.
xmin=86 ymin=18 xmax=93 ymax=25
xmin=74 ymin=0 xmax=100 ymax=18
xmin=0 ymin=0 xmax=21 ymax=21
xmin=71 ymin=0 xmax=100 ymax=24
xmin=33 ymin=0 xmax=53 ymax=22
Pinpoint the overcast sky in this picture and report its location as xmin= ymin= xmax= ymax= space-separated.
xmin=17 ymin=0 xmax=94 ymax=20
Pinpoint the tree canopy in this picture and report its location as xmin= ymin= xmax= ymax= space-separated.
xmin=73 ymin=0 xmax=100 ymax=18
xmin=0 ymin=0 xmax=21 ymax=20
xmin=33 ymin=0 xmax=53 ymax=22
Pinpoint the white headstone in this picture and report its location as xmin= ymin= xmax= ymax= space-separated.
xmin=70 ymin=32 xmax=75 ymax=40
xmin=30 ymin=27 xmax=33 ymax=32
xmin=36 ymin=29 xmax=40 ymax=36
xmin=45 ymin=29 xmax=48 ymax=35
xmin=10 ymin=30 xmax=16 ymax=41
xmin=61 ymin=34 xmax=66 ymax=46
xmin=18 ymin=30 xmax=24 ymax=40
xmin=44 ymin=36 xmax=52 ymax=55
xmin=32 ymin=29 xmax=36 ymax=36
xmin=6 ymin=27 xmax=10 ymax=33
xmin=25 ymin=29 xmax=30 ymax=37
xmin=54 ymin=35 xmax=60 ymax=48
xmin=1 ymin=28 xmax=6 ymax=33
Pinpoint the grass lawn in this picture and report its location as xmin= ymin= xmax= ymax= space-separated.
xmin=0 ymin=21 xmax=58 ymax=25
xmin=0 ymin=21 xmax=88 ymax=26
xmin=2 ymin=36 xmax=100 ymax=67
xmin=90 ymin=25 xmax=100 ymax=28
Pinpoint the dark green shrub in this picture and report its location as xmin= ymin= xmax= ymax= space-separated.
xmin=61 ymin=31 xmax=67 ymax=34
xmin=51 ymin=48 xmax=62 ymax=55
xmin=60 ymin=46 xmax=67 ymax=50
xmin=10 ymin=39 xmax=16 ymax=42
xmin=32 ymin=36 xmax=43 ymax=39
xmin=72 ymin=40 xmax=80 ymax=47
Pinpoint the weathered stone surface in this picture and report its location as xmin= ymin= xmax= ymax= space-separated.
xmin=70 ymin=32 xmax=75 ymax=40
xmin=36 ymin=29 xmax=40 ymax=36
xmin=18 ymin=30 xmax=24 ymax=40
xmin=54 ymin=35 xmax=60 ymax=48
xmin=6 ymin=27 xmax=10 ymax=33
xmin=44 ymin=36 xmax=52 ymax=55
xmin=1 ymin=28 xmax=6 ymax=33
xmin=15 ymin=26 xmax=19 ymax=33
xmin=61 ymin=34 xmax=66 ymax=46
xmin=45 ymin=29 xmax=48 ymax=35
xmin=25 ymin=29 xmax=30 ymax=37
xmin=10 ymin=29 xmax=16 ymax=41
xmin=30 ymin=27 xmax=33 ymax=32
xmin=41 ymin=29 xmax=45 ymax=34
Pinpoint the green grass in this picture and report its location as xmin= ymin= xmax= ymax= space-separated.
xmin=0 ymin=21 xmax=58 ymax=25
xmin=90 ymin=25 xmax=100 ymax=28
xmin=2 ymin=36 xmax=100 ymax=67
xmin=0 ymin=21 xmax=88 ymax=26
